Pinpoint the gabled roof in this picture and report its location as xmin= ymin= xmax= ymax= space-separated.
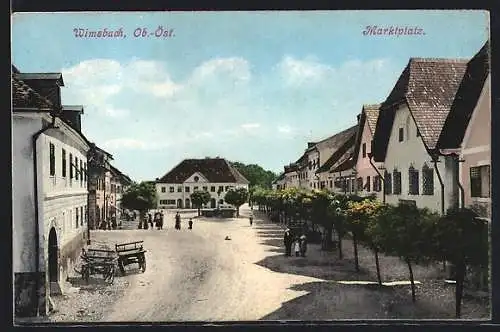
xmin=330 ymin=149 xmax=356 ymax=173
xmin=372 ymin=57 xmax=468 ymax=162
xmin=351 ymin=105 xmax=381 ymax=164
xmin=12 ymin=75 xmax=54 ymax=110
xmin=272 ymin=173 xmax=286 ymax=184
xmin=157 ymin=158 xmax=250 ymax=184
xmin=15 ymin=72 xmax=64 ymax=86
xmin=316 ymin=125 xmax=358 ymax=173
xmin=438 ymin=41 xmax=490 ymax=149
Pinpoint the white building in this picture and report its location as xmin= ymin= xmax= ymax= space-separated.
xmin=372 ymin=58 xmax=468 ymax=214
xmin=155 ymin=157 xmax=250 ymax=209
xmin=13 ymin=69 xmax=91 ymax=317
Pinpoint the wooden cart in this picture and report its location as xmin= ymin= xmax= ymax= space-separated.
xmin=115 ymin=240 xmax=147 ymax=275
xmin=77 ymin=248 xmax=117 ymax=284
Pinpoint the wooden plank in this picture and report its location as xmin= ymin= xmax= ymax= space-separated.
xmin=116 ymin=240 xmax=144 ymax=248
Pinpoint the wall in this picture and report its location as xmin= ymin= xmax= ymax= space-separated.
xmin=156 ymin=182 xmax=249 ymax=209
xmin=460 ymin=75 xmax=491 ymax=219
xmin=306 ymin=150 xmax=320 ymax=189
xmin=355 ymin=119 xmax=384 ymax=201
xmin=383 ymin=104 xmax=454 ymax=214
xmin=13 ymin=114 xmax=46 ymax=316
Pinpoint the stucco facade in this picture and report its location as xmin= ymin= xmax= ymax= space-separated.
xmin=460 ymin=74 xmax=491 ymax=219
xmin=156 ymin=172 xmax=249 ymax=209
xmin=379 ymin=104 xmax=456 ymax=214
xmin=13 ymin=112 xmax=90 ymax=317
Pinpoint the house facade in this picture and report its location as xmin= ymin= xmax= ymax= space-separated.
xmin=437 ymin=42 xmax=491 ymax=219
xmin=155 ymin=158 xmax=250 ymax=209
xmin=87 ymin=146 xmax=113 ymax=230
xmin=283 ymin=163 xmax=300 ymax=189
xmin=372 ymin=58 xmax=468 ymax=214
xmin=352 ymin=105 xmax=383 ymax=200
xmin=13 ymin=72 xmax=90 ymax=317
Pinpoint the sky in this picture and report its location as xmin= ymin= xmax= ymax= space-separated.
xmin=12 ymin=10 xmax=489 ymax=182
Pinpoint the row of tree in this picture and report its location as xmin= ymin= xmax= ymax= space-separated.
xmin=250 ymin=187 xmax=489 ymax=318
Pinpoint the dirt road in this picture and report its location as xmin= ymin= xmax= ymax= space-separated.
xmin=101 ymin=205 xmax=321 ymax=322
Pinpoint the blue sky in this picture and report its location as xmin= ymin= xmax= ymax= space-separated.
xmin=12 ymin=11 xmax=489 ymax=181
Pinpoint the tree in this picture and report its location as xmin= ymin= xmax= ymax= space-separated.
xmin=190 ymin=190 xmax=211 ymax=216
xmin=224 ymin=187 xmax=249 ymax=217
xmin=121 ymin=181 xmax=158 ymax=229
xmin=434 ymin=208 xmax=489 ymax=318
xmin=348 ymin=199 xmax=385 ymax=283
xmin=230 ymin=161 xmax=278 ymax=188
xmin=329 ymin=194 xmax=350 ymax=260
xmin=371 ymin=203 xmax=438 ymax=302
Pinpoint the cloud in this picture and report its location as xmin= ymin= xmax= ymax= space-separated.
xmin=277 ymin=55 xmax=334 ymax=87
xmin=240 ymin=123 xmax=261 ymax=129
xmin=278 ymin=125 xmax=293 ymax=133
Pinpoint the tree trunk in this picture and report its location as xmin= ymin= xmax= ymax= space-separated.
xmin=375 ymin=248 xmax=382 ymax=285
xmin=353 ymin=233 xmax=359 ymax=272
xmin=406 ymin=258 xmax=416 ymax=302
xmin=338 ymin=235 xmax=343 ymax=259
xmin=455 ymin=260 xmax=466 ymax=318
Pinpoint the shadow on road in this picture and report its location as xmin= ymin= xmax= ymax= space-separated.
xmin=258 ymin=280 xmax=452 ymax=320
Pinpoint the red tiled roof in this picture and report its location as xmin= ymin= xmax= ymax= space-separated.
xmin=157 ymin=158 xmax=250 ymax=184
xmin=12 ymin=75 xmax=53 ymax=110
xmin=372 ymin=57 xmax=468 ymax=161
xmin=438 ymin=41 xmax=490 ymax=149
xmin=362 ymin=104 xmax=381 ymax=134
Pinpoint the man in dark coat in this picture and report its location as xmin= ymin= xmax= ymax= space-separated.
xmin=175 ymin=212 xmax=181 ymax=230
xmin=284 ymin=228 xmax=293 ymax=256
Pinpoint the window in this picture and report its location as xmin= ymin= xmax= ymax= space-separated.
xmin=194 ymin=176 xmax=199 ymax=182
xmin=194 ymin=186 xmax=199 ymax=191
xmin=330 ymin=180 xmax=333 ymax=188
xmin=80 ymin=206 xmax=83 ymax=226
xmin=80 ymin=160 xmax=83 ymax=185
xmin=346 ymin=179 xmax=351 ymax=192
xmin=203 ymin=186 xmax=208 ymax=191
xmin=75 ymin=157 xmax=79 ymax=180
xmin=177 ymin=186 xmax=182 ymax=192
xmin=210 ymin=186 xmax=216 ymax=192
xmin=83 ymin=162 xmax=87 ymax=182
xmin=384 ymin=171 xmax=392 ymax=195
xmin=49 ymin=143 xmax=55 ymax=176
xmin=161 ymin=187 xmax=166 ymax=193
xmin=351 ymin=178 xmax=355 ymax=192
xmin=61 ymin=148 xmax=66 ymax=177
xmin=185 ymin=186 xmax=190 ymax=193
xmin=398 ymin=128 xmax=404 ymax=142
xmin=366 ymin=176 xmax=371 ymax=192
xmin=69 ymin=154 xmax=74 ymax=179
xmin=169 ymin=187 xmax=175 ymax=193
xmin=393 ymin=170 xmax=402 ymax=195
xmin=470 ymin=165 xmax=490 ymax=198
xmin=225 ymin=186 xmax=230 ymax=191
xmin=75 ymin=208 xmax=79 ymax=228
xmin=313 ymin=183 xmax=316 ymax=189
xmin=422 ymin=164 xmax=434 ymax=195
xmin=357 ymin=177 xmax=363 ymax=191
xmin=408 ymin=166 xmax=419 ymax=195
xmin=362 ymin=143 xmax=366 ymax=158
xmin=374 ymin=175 xmax=382 ymax=192
xmin=218 ymin=186 xmax=223 ymax=193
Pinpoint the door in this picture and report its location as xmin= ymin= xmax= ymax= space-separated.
xmin=48 ymin=227 xmax=58 ymax=282
xmin=210 ymin=198 xmax=216 ymax=208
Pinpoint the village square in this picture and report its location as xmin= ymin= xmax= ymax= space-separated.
xmin=12 ymin=11 xmax=491 ymax=324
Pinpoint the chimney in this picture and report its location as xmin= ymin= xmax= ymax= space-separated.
xmin=307 ymin=142 xmax=316 ymax=148
xmin=357 ymin=113 xmax=361 ymax=122
xmin=62 ymin=105 xmax=84 ymax=132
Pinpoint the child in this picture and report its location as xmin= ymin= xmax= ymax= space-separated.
xmin=294 ymin=238 xmax=300 ymax=257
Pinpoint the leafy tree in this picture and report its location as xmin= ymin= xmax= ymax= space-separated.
xmin=371 ymin=203 xmax=438 ymax=302
xmin=190 ymin=190 xmax=211 ymax=216
xmin=121 ymin=181 xmax=158 ymax=229
xmin=230 ymin=161 xmax=278 ymax=188
xmin=329 ymin=194 xmax=350 ymax=259
xmin=433 ymin=208 xmax=489 ymax=318
xmin=224 ymin=187 xmax=249 ymax=217
xmin=348 ymin=199 xmax=385 ymax=283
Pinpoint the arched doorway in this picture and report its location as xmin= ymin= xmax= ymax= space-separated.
xmin=48 ymin=227 xmax=58 ymax=283
xmin=210 ymin=198 xmax=216 ymax=208
xmin=177 ymin=199 xmax=183 ymax=208
xmin=185 ymin=198 xmax=191 ymax=209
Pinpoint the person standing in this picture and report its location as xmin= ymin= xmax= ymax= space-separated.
xmin=284 ymin=228 xmax=292 ymax=256
xmin=175 ymin=212 xmax=181 ymax=230
xmin=294 ymin=237 xmax=300 ymax=257
xmin=160 ymin=212 xmax=164 ymax=230
xmin=299 ymin=234 xmax=307 ymax=257
xmin=188 ymin=218 xmax=193 ymax=230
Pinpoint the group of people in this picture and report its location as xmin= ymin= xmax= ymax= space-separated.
xmin=143 ymin=212 xmax=165 ymax=230
xmin=284 ymin=228 xmax=307 ymax=257
xmin=175 ymin=212 xmax=193 ymax=230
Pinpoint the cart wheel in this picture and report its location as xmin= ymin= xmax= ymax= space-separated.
xmin=118 ymin=260 xmax=126 ymax=276
xmin=82 ymin=265 xmax=90 ymax=283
